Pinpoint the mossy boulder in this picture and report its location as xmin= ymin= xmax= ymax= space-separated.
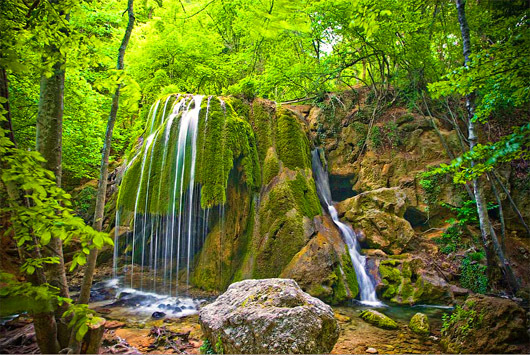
xmin=409 ymin=313 xmax=430 ymax=335
xmin=377 ymin=257 xmax=453 ymax=305
xmin=254 ymin=169 xmax=321 ymax=279
xmin=199 ymin=279 xmax=339 ymax=354
xmin=359 ymin=309 xmax=398 ymax=330
xmin=440 ymin=295 xmax=529 ymax=354
xmin=337 ymin=187 xmax=414 ymax=254
xmin=281 ymin=216 xmax=359 ymax=305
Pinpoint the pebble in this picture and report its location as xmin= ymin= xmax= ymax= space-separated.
xmin=366 ymin=347 xmax=378 ymax=354
xmin=151 ymin=311 xmax=166 ymax=319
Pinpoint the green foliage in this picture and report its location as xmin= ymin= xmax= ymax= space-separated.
xmin=200 ymin=338 xmax=215 ymax=354
xmin=0 ymin=272 xmax=71 ymax=317
xmin=423 ymin=124 xmax=530 ymax=184
xmin=460 ymin=252 xmax=488 ymax=294
xmin=63 ymin=304 xmax=105 ymax=341
xmin=215 ymin=335 xmax=224 ymax=354
xmin=0 ymin=122 xmax=113 ymax=275
xmin=419 ymin=170 xmax=443 ymax=207
xmin=441 ymin=302 xmax=482 ymax=339
xmin=434 ymin=224 xmax=463 ymax=255
xmin=368 ymin=126 xmax=382 ymax=150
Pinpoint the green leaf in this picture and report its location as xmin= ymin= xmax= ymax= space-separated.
xmin=76 ymin=323 xmax=88 ymax=341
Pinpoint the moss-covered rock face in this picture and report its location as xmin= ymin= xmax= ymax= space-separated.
xmin=440 ymin=295 xmax=529 ymax=354
xmin=337 ymin=187 xmax=414 ymax=254
xmin=117 ymin=94 xmax=261 ymax=216
xmin=377 ymin=257 xmax=453 ymax=305
xmin=253 ymin=168 xmax=321 ymax=279
xmin=359 ymin=309 xmax=398 ymax=330
xmin=281 ymin=216 xmax=359 ymax=305
xmin=409 ymin=313 xmax=430 ymax=335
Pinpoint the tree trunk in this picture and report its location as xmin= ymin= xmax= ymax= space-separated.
xmin=491 ymin=170 xmax=530 ymax=237
xmin=1 ymin=67 xmax=63 ymax=354
xmin=455 ymin=0 xmax=518 ymax=294
xmin=77 ymin=0 xmax=135 ymax=306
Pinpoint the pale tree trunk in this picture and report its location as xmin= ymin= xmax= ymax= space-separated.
xmin=77 ymin=0 xmax=135 ymax=305
xmin=69 ymin=3 xmax=135 ymax=352
xmin=455 ymin=0 xmax=518 ymax=294
xmin=1 ymin=69 xmax=62 ymax=354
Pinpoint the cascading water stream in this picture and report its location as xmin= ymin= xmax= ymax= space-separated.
xmin=113 ymin=94 xmax=212 ymax=298
xmin=311 ymin=149 xmax=382 ymax=306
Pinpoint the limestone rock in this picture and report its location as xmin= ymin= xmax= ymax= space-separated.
xmin=441 ymin=295 xmax=528 ymax=354
xmin=409 ymin=313 xmax=429 ymax=335
xmin=359 ymin=309 xmax=398 ymax=330
xmin=378 ymin=258 xmax=453 ymax=305
xmin=440 ymin=295 xmax=529 ymax=354
xmin=337 ymin=188 xmax=414 ymax=254
xmin=199 ymin=279 xmax=339 ymax=354
xmin=281 ymin=215 xmax=359 ymax=305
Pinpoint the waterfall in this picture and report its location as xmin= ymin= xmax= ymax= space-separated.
xmin=114 ymin=94 xmax=214 ymax=297
xmin=311 ymin=149 xmax=382 ymax=306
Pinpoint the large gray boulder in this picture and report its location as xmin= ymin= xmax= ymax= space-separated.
xmin=199 ymin=278 xmax=339 ymax=354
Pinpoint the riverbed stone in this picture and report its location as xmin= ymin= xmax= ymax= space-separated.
xmin=409 ymin=313 xmax=429 ymax=335
xmin=359 ymin=309 xmax=398 ymax=330
xmin=199 ymin=278 xmax=339 ymax=354
xmin=440 ymin=295 xmax=529 ymax=354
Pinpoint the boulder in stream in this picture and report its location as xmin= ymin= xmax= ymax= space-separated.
xmin=409 ymin=313 xmax=429 ymax=335
xmin=359 ymin=309 xmax=398 ymax=330
xmin=199 ymin=278 xmax=339 ymax=354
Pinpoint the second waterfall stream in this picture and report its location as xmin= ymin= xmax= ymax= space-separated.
xmin=311 ymin=149 xmax=382 ymax=306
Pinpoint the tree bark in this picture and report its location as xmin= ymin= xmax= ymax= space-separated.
xmin=455 ymin=0 xmax=518 ymax=294
xmin=76 ymin=0 xmax=135 ymax=307
xmin=491 ymin=170 xmax=530 ymax=237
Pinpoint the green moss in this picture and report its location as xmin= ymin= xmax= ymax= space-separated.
xmin=409 ymin=313 xmax=430 ymax=335
xmin=379 ymin=263 xmax=401 ymax=283
xmin=287 ymin=172 xmax=322 ymax=218
xmin=341 ymin=251 xmax=359 ymax=299
xmin=263 ymin=148 xmax=280 ymax=185
xmin=275 ymin=107 xmax=311 ymax=170
xmin=254 ymin=168 xmax=322 ymax=279
xmin=250 ymin=99 xmax=274 ymax=164
xmin=402 ymin=261 xmax=412 ymax=279
xmin=381 ymin=259 xmax=401 ymax=267
xmin=197 ymin=98 xmax=261 ymax=208
xmin=359 ymin=309 xmax=398 ymax=330
xmin=329 ymin=266 xmax=348 ymax=304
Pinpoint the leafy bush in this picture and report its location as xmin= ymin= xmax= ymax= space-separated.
xmin=460 ymin=252 xmax=488 ymax=294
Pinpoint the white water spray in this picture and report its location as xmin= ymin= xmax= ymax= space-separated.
xmin=311 ymin=149 xmax=382 ymax=306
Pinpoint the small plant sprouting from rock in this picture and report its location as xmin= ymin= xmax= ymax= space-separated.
xmin=200 ymin=338 xmax=215 ymax=354
xmin=215 ymin=335 xmax=224 ymax=354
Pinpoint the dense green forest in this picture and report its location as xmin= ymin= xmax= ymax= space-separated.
xmin=1 ymin=0 xmax=529 ymax=354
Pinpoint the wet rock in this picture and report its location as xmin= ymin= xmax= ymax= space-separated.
xmin=104 ymin=320 xmax=125 ymax=329
xmin=281 ymin=215 xmax=359 ymax=305
xmin=366 ymin=347 xmax=378 ymax=354
xmin=359 ymin=309 xmax=398 ymax=330
xmin=334 ymin=313 xmax=351 ymax=323
xmin=199 ymin=278 xmax=339 ymax=354
xmin=409 ymin=313 xmax=429 ymax=336
xmin=337 ymin=187 xmax=414 ymax=254
xmin=440 ymin=295 xmax=528 ymax=354
xmin=378 ymin=258 xmax=453 ymax=305
xmin=151 ymin=312 xmax=166 ymax=319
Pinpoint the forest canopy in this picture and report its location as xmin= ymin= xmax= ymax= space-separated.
xmin=2 ymin=0 xmax=528 ymax=186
